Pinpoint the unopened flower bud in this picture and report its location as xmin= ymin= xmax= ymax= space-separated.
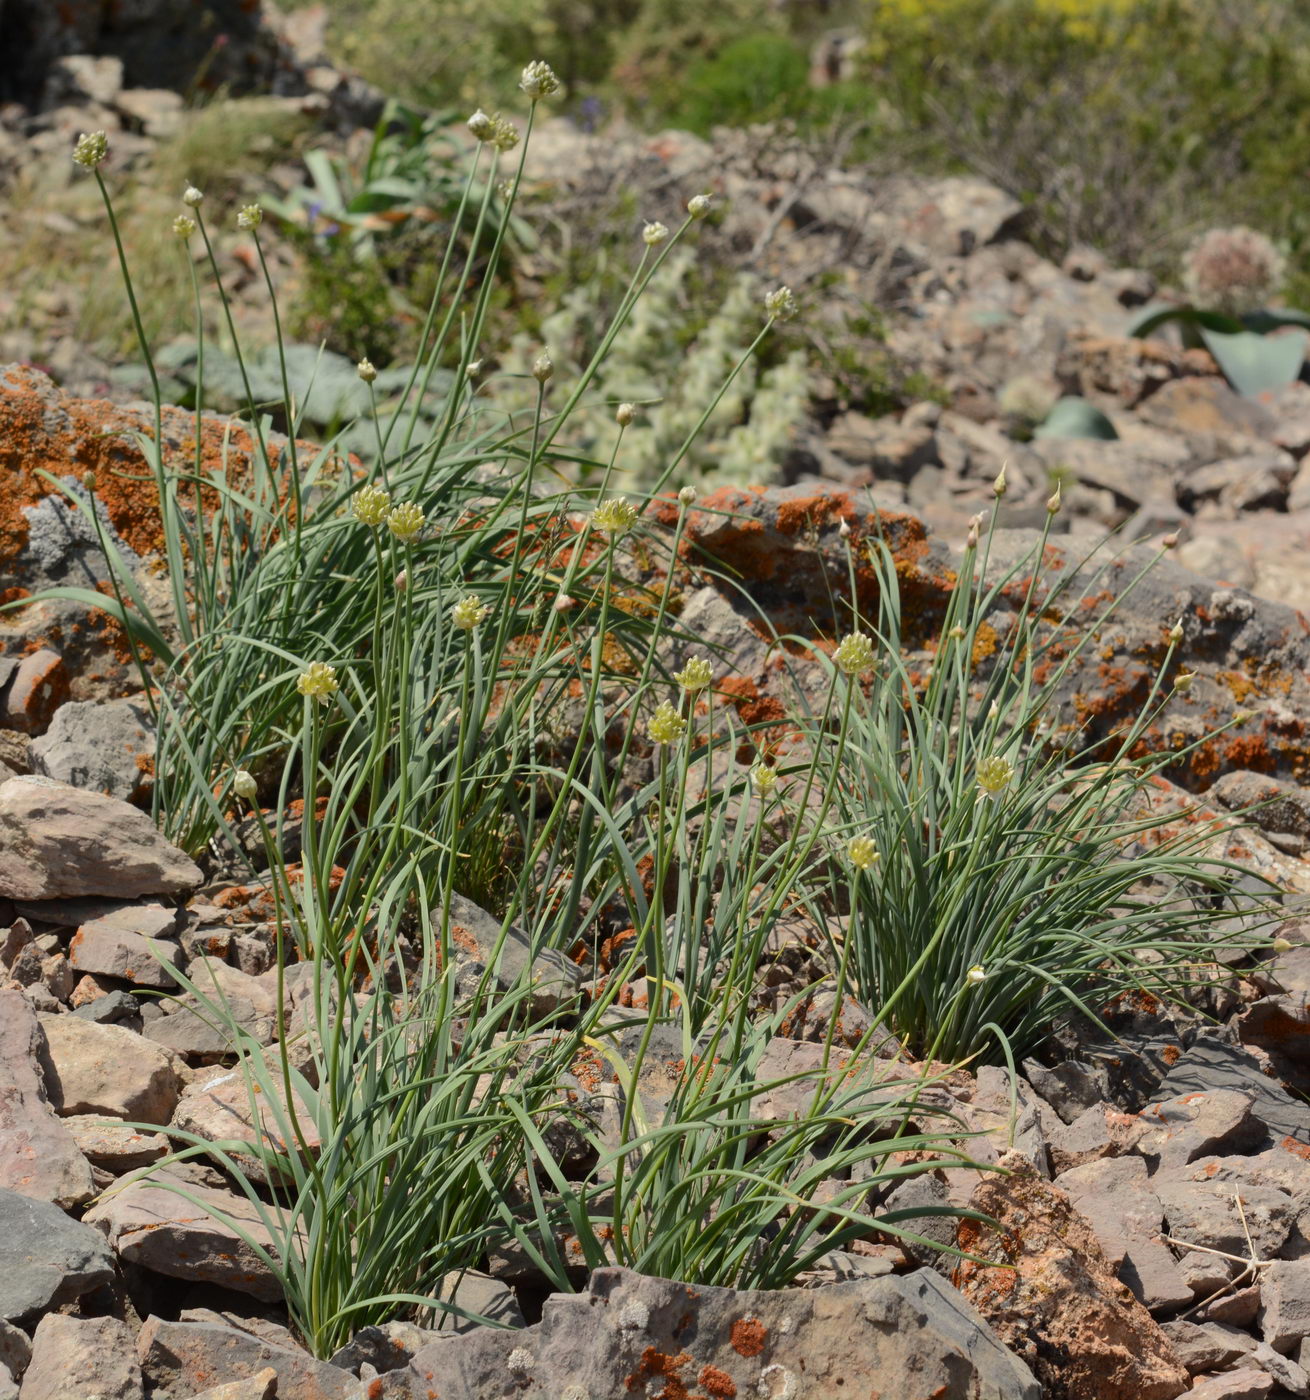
xmin=233 ymin=769 xmax=258 ymax=802
xmin=1174 ymin=670 xmax=1196 ymax=694
xmin=465 ymin=359 xmax=483 ymax=378
xmin=993 ymin=462 xmax=1008 ymax=498
xmin=688 ymin=193 xmax=712 ymax=219
xmin=467 ymin=109 xmax=495 ymax=141
xmin=394 ymin=568 xmax=408 ymax=591
xmin=532 ymin=350 xmax=553 ymax=384
xmin=616 ymin=402 xmax=635 ymax=426
xmin=1233 ymin=709 xmax=1254 ymax=725
xmin=678 ymin=485 xmax=697 ymax=507
xmin=949 ymin=624 xmax=966 ymax=641
xmin=82 ymin=471 xmax=96 ymax=493
xmin=1168 ymin=617 xmax=1184 ymax=645
xmin=357 ymin=357 xmax=377 ymax=384
xmin=1161 ymin=532 xmax=1179 ymax=549
xmin=182 ymin=185 xmax=204 ymax=207
xmin=554 ymin=593 xmax=575 ymax=612
xmin=1046 ymin=481 xmax=1062 ymax=515
xmin=838 ymin=518 xmax=851 ymax=540
xmin=1273 ymin=937 xmax=1294 ymax=953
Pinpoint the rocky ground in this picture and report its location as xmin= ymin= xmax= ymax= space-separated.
xmin=6 ymin=4 xmax=1310 ymax=1399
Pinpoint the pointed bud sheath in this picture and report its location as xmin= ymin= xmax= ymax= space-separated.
xmin=532 ymin=350 xmax=553 ymax=384
xmin=357 ymin=357 xmax=378 ymax=384
xmin=1162 ymin=532 xmax=1179 ymax=549
xmin=1046 ymin=482 xmax=1062 ymax=514
xmin=1168 ymin=617 xmax=1184 ymax=645
xmin=1174 ymin=671 xmax=1196 ymax=694
xmin=966 ymin=523 xmax=979 ymax=549
xmin=838 ymin=518 xmax=851 ymax=539
xmin=993 ymin=462 xmax=1008 ymax=498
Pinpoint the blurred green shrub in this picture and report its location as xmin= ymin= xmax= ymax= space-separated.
xmin=857 ymin=0 xmax=1310 ymax=297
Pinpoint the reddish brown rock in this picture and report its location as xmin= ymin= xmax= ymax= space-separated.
xmin=954 ymin=1152 xmax=1189 ymax=1400
xmin=1 ymin=649 xmax=68 ymax=735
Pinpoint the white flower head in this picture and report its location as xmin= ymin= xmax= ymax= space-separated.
xmin=750 ymin=761 xmax=778 ymax=793
xmin=72 ymin=131 xmax=108 ymax=169
xmin=966 ymin=964 xmax=986 ymax=985
xmin=237 ymin=203 xmax=263 ymax=231
xmin=764 ymin=286 xmax=798 ymax=322
xmin=642 ymin=221 xmax=669 ymax=247
xmin=519 ymin=60 xmax=561 ymax=100
xmin=172 ymin=215 xmax=196 ymax=239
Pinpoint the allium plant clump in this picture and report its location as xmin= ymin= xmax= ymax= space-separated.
xmin=33 ymin=80 xmax=1275 ymax=1358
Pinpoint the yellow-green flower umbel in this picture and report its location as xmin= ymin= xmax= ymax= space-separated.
xmin=674 ymin=656 xmax=714 ymax=692
xmin=966 ymin=964 xmax=987 ymax=985
xmin=648 ymin=700 xmax=687 ymax=745
xmin=976 ymin=754 xmax=1015 ymax=797
xmin=592 ymin=497 xmax=638 ymax=537
xmin=847 ymin=835 xmax=880 ymax=871
xmin=387 ymin=501 xmax=426 ymax=541
xmin=451 ymin=595 xmax=491 ymax=631
xmin=750 ymin=761 xmax=778 ymax=793
xmin=297 ymin=661 xmax=339 ymax=705
xmin=353 ymin=483 xmax=391 ymax=527
xmin=236 ymin=203 xmax=263 ymax=231
xmin=833 ymin=631 xmax=876 ymax=677
xmin=72 ymin=131 xmax=108 ymax=169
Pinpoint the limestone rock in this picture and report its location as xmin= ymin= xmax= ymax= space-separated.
xmin=37 ymin=1013 xmax=180 ymax=1123
xmin=0 ymin=989 xmax=94 ymax=1207
xmin=0 ymin=1188 xmax=115 ymax=1324
xmin=28 ymin=697 xmax=155 ymax=803
xmin=405 ymin=1264 xmax=1040 ymax=1400
xmin=136 ymin=1317 xmax=358 ymax=1400
xmin=19 ymin=1314 xmax=143 ymax=1400
xmin=84 ymin=1171 xmax=285 ymax=1301
xmin=0 ymin=776 xmax=200 ymax=900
